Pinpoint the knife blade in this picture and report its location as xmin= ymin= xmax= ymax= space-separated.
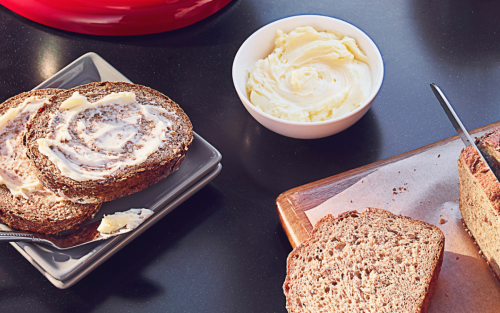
xmin=0 ymin=221 xmax=104 ymax=250
xmin=0 ymin=208 xmax=155 ymax=249
xmin=430 ymin=83 xmax=500 ymax=182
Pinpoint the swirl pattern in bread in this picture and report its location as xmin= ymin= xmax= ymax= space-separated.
xmin=24 ymin=82 xmax=193 ymax=204
xmin=0 ymin=89 xmax=101 ymax=234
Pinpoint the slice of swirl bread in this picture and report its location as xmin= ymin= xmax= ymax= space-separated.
xmin=283 ymin=208 xmax=444 ymax=313
xmin=24 ymin=82 xmax=193 ymax=203
xmin=458 ymin=129 xmax=500 ymax=279
xmin=0 ymin=89 xmax=101 ymax=234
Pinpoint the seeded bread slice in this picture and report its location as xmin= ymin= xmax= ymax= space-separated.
xmin=283 ymin=208 xmax=444 ymax=313
xmin=0 ymin=89 xmax=101 ymax=235
xmin=24 ymin=81 xmax=193 ymax=203
xmin=458 ymin=129 xmax=500 ymax=279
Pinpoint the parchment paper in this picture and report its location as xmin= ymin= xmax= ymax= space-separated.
xmin=306 ymin=135 xmax=500 ymax=313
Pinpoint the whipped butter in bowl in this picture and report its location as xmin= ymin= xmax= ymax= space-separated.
xmin=247 ymin=27 xmax=372 ymax=123
xmin=233 ymin=15 xmax=384 ymax=139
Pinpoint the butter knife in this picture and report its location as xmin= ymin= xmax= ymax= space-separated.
xmin=0 ymin=208 xmax=154 ymax=250
xmin=430 ymin=83 xmax=500 ymax=182
xmin=0 ymin=221 xmax=104 ymax=250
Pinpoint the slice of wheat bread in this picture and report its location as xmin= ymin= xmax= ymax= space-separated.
xmin=0 ymin=89 xmax=101 ymax=235
xmin=24 ymin=81 xmax=193 ymax=203
xmin=458 ymin=130 xmax=500 ymax=279
xmin=283 ymin=208 xmax=444 ymax=313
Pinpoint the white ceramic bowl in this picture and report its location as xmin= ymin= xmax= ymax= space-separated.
xmin=232 ymin=15 xmax=384 ymax=139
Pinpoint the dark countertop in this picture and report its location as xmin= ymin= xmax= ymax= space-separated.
xmin=1 ymin=0 xmax=500 ymax=312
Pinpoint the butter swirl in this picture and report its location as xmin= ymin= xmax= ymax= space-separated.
xmin=37 ymin=92 xmax=176 ymax=181
xmin=246 ymin=26 xmax=372 ymax=122
xmin=0 ymin=96 xmax=63 ymax=202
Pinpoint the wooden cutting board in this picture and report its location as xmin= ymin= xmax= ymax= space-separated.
xmin=275 ymin=121 xmax=500 ymax=248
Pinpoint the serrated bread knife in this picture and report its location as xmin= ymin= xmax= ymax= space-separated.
xmin=430 ymin=83 xmax=500 ymax=182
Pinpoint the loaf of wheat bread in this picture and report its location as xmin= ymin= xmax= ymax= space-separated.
xmin=458 ymin=129 xmax=500 ymax=279
xmin=283 ymin=208 xmax=444 ymax=313
xmin=0 ymin=89 xmax=101 ymax=234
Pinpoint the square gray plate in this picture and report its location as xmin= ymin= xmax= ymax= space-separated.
xmin=2 ymin=52 xmax=222 ymax=289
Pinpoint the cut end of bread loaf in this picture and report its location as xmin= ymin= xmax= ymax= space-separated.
xmin=459 ymin=136 xmax=500 ymax=279
xmin=283 ymin=208 xmax=444 ymax=313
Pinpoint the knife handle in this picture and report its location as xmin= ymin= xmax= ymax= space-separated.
xmin=0 ymin=232 xmax=34 ymax=243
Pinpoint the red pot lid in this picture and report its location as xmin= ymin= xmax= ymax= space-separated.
xmin=1 ymin=0 xmax=232 ymax=36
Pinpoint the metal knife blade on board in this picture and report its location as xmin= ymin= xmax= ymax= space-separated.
xmin=430 ymin=83 xmax=500 ymax=182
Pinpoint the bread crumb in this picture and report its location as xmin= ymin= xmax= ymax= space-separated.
xmin=392 ymin=187 xmax=408 ymax=196
xmin=439 ymin=218 xmax=445 ymax=224
xmin=392 ymin=199 xmax=395 ymax=201
xmin=446 ymin=293 xmax=449 ymax=297
xmin=438 ymin=154 xmax=440 ymax=158
xmin=350 ymin=200 xmax=352 ymax=203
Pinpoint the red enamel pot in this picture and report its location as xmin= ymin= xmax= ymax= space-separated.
xmin=1 ymin=0 xmax=232 ymax=36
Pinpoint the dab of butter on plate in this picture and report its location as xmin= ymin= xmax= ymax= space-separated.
xmin=98 ymin=208 xmax=154 ymax=235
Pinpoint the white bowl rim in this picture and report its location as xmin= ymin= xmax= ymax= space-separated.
xmin=232 ymin=14 xmax=385 ymax=127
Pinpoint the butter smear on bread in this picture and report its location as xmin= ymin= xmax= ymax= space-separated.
xmin=0 ymin=96 xmax=63 ymax=201
xmin=36 ymin=91 xmax=177 ymax=181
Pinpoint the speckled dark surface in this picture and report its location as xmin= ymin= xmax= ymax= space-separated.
xmin=1 ymin=0 xmax=500 ymax=312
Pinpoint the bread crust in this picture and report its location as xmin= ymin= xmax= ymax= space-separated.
xmin=459 ymin=144 xmax=500 ymax=214
xmin=419 ymin=240 xmax=444 ymax=313
xmin=0 ymin=89 xmax=101 ymax=234
xmin=283 ymin=208 xmax=445 ymax=313
xmin=24 ymin=82 xmax=193 ymax=203
xmin=477 ymin=128 xmax=500 ymax=149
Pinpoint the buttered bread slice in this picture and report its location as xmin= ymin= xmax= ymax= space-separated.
xmin=0 ymin=89 xmax=101 ymax=234
xmin=24 ymin=82 xmax=193 ymax=203
xmin=284 ymin=208 xmax=444 ymax=313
